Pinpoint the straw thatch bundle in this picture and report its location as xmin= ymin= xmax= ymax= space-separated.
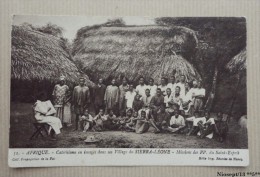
xmin=11 ymin=25 xmax=94 ymax=87
xmin=226 ymin=48 xmax=246 ymax=73
xmin=73 ymin=25 xmax=201 ymax=84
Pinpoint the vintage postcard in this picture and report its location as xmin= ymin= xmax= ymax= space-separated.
xmin=9 ymin=15 xmax=248 ymax=167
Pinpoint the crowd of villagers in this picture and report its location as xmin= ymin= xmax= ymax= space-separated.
xmin=33 ymin=74 xmax=228 ymax=142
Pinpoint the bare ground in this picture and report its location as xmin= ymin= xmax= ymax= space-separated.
xmin=9 ymin=103 xmax=248 ymax=149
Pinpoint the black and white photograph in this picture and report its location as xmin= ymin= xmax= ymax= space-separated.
xmin=9 ymin=16 xmax=248 ymax=166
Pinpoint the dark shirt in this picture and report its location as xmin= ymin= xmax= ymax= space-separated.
xmin=133 ymin=99 xmax=144 ymax=112
xmin=93 ymin=84 xmax=106 ymax=105
xmin=150 ymin=95 xmax=164 ymax=108
xmin=155 ymin=111 xmax=170 ymax=124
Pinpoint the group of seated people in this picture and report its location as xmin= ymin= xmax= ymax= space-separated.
xmin=78 ymin=87 xmax=228 ymax=142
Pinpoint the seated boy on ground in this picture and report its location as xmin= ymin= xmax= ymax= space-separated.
xmin=103 ymin=109 xmax=119 ymax=130
xmin=92 ymin=108 xmax=107 ymax=131
xmin=79 ymin=109 xmax=94 ymax=132
xmin=197 ymin=111 xmax=215 ymax=138
xmin=214 ymin=112 xmax=229 ymax=142
xmin=186 ymin=111 xmax=206 ymax=136
xmin=125 ymin=109 xmax=138 ymax=132
xmin=166 ymin=109 xmax=185 ymax=133
xmin=149 ymin=104 xmax=170 ymax=133
xmin=135 ymin=110 xmax=150 ymax=134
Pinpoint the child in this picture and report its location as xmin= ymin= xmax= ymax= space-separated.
xmin=132 ymin=94 xmax=144 ymax=112
xmin=197 ymin=111 xmax=215 ymax=138
xmin=92 ymin=108 xmax=107 ymax=131
xmin=104 ymin=109 xmax=119 ymax=130
xmin=135 ymin=110 xmax=150 ymax=134
xmin=186 ymin=111 xmax=206 ymax=136
xmin=79 ymin=109 xmax=94 ymax=132
xmin=125 ymin=109 xmax=137 ymax=132
xmin=214 ymin=112 xmax=229 ymax=142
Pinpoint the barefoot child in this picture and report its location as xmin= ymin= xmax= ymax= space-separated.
xmin=92 ymin=108 xmax=107 ymax=131
xmin=135 ymin=110 xmax=150 ymax=134
xmin=79 ymin=109 xmax=94 ymax=132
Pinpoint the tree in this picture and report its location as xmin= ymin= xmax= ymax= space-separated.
xmin=155 ymin=17 xmax=246 ymax=111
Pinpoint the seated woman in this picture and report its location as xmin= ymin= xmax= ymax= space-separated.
xmin=33 ymin=99 xmax=62 ymax=140
xmin=124 ymin=109 xmax=138 ymax=132
xmin=135 ymin=110 xmax=150 ymax=134
xmin=79 ymin=109 xmax=94 ymax=132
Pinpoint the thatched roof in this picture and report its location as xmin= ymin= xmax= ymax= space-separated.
xmin=73 ymin=25 xmax=201 ymax=84
xmin=226 ymin=48 xmax=246 ymax=73
xmin=11 ymin=26 xmax=94 ymax=87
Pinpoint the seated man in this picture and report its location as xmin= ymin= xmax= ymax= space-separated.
xmin=135 ymin=110 xmax=150 ymax=134
xmin=166 ymin=109 xmax=185 ymax=133
xmin=149 ymin=104 xmax=170 ymax=133
xmin=186 ymin=111 xmax=206 ymax=136
xmin=214 ymin=112 xmax=229 ymax=142
xmin=103 ymin=109 xmax=119 ymax=130
xmin=34 ymin=100 xmax=62 ymax=140
xmin=197 ymin=111 xmax=215 ymax=138
xmin=92 ymin=108 xmax=107 ymax=131
xmin=79 ymin=109 xmax=94 ymax=132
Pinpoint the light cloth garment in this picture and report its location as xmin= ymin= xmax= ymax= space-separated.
xmin=164 ymin=94 xmax=173 ymax=108
xmin=119 ymin=84 xmax=129 ymax=111
xmin=175 ymin=82 xmax=185 ymax=99
xmin=170 ymin=115 xmax=185 ymax=126
xmin=158 ymin=85 xmax=168 ymax=96
xmin=52 ymin=84 xmax=69 ymax=106
xmin=166 ymin=83 xmax=177 ymax=95
xmin=63 ymin=102 xmax=72 ymax=124
xmin=135 ymin=84 xmax=148 ymax=98
xmin=125 ymin=91 xmax=136 ymax=108
xmin=34 ymin=100 xmax=62 ymax=134
xmin=104 ymin=85 xmax=119 ymax=110
xmin=186 ymin=116 xmax=206 ymax=126
xmin=147 ymin=85 xmax=158 ymax=96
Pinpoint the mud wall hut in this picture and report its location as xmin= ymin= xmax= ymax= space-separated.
xmin=11 ymin=25 xmax=94 ymax=102
xmin=72 ymin=25 xmax=201 ymax=85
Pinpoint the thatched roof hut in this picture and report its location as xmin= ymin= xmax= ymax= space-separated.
xmin=73 ymin=25 xmax=201 ymax=84
xmin=226 ymin=48 xmax=246 ymax=73
xmin=11 ymin=25 xmax=94 ymax=87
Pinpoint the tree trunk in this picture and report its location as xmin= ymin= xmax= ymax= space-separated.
xmin=228 ymin=73 xmax=242 ymax=115
xmin=205 ymin=66 xmax=218 ymax=111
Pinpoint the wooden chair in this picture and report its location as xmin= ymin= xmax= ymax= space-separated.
xmin=30 ymin=106 xmax=49 ymax=140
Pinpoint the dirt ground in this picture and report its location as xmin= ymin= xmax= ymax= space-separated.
xmin=9 ymin=102 xmax=248 ymax=149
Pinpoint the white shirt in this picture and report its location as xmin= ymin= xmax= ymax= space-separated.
xmin=183 ymin=89 xmax=193 ymax=102
xmin=170 ymin=115 xmax=185 ymax=126
xmin=147 ymin=85 xmax=157 ymax=96
xmin=164 ymin=94 xmax=173 ymax=107
xmin=135 ymin=84 xmax=148 ymax=98
xmin=186 ymin=116 xmax=206 ymax=126
xmin=167 ymin=83 xmax=177 ymax=95
xmin=158 ymin=85 xmax=168 ymax=96
xmin=125 ymin=91 xmax=136 ymax=108
xmin=175 ymin=82 xmax=185 ymax=98
xmin=191 ymin=88 xmax=206 ymax=97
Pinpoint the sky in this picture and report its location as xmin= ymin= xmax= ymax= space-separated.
xmin=13 ymin=15 xmax=156 ymax=41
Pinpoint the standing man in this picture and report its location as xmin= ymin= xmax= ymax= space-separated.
xmin=193 ymin=81 xmax=205 ymax=114
xmin=150 ymin=88 xmax=165 ymax=115
xmin=93 ymin=78 xmax=106 ymax=114
xmin=71 ymin=77 xmax=90 ymax=131
xmin=176 ymin=75 xmax=186 ymax=98
xmin=135 ymin=76 xmax=148 ymax=99
xmin=147 ymin=78 xmax=157 ymax=96
xmin=158 ymin=77 xmax=168 ymax=96
xmin=125 ymin=83 xmax=136 ymax=109
xmin=119 ymin=77 xmax=129 ymax=116
xmin=52 ymin=75 xmax=70 ymax=125
xmin=142 ymin=89 xmax=153 ymax=108
xmin=167 ymin=75 xmax=177 ymax=96
xmin=104 ymin=78 xmax=119 ymax=115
